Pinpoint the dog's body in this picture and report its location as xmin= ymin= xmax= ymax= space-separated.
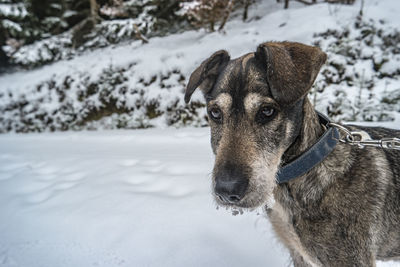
xmin=268 ymin=113 xmax=400 ymax=266
xmin=184 ymin=41 xmax=400 ymax=266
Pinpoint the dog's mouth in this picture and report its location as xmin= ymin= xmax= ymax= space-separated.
xmin=212 ymin=180 xmax=276 ymax=212
xmin=212 ymin=157 xmax=280 ymax=213
xmin=212 ymin=194 xmax=274 ymax=217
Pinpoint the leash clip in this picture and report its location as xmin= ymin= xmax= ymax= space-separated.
xmin=328 ymin=122 xmax=400 ymax=150
xmin=349 ymin=131 xmax=373 ymax=148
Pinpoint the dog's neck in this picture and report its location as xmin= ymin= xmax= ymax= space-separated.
xmin=281 ymin=98 xmax=324 ymax=165
xmin=274 ymin=98 xmax=352 ymax=211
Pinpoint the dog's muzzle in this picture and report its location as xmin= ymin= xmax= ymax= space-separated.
xmin=214 ymin=165 xmax=249 ymax=204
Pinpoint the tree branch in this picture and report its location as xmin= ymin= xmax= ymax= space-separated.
xmin=218 ymin=0 xmax=234 ymax=31
xmin=133 ymin=24 xmax=149 ymax=44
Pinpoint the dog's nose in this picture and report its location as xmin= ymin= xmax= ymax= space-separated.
xmin=215 ymin=179 xmax=248 ymax=203
xmin=214 ymin=166 xmax=249 ymax=204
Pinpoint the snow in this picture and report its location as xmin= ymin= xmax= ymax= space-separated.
xmin=0 ymin=128 xmax=286 ymax=267
xmin=2 ymin=0 xmax=400 ymax=133
xmin=1 ymin=0 xmax=400 ymax=265
xmin=0 ymin=0 xmax=390 ymax=90
xmin=0 ymin=3 xmax=28 ymax=18
xmin=0 ymin=127 xmax=399 ymax=267
xmin=1 ymin=19 xmax=22 ymax=33
xmin=1 ymin=0 xmax=400 ymax=261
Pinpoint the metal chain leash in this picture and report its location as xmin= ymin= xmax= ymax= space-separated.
xmin=328 ymin=122 xmax=400 ymax=150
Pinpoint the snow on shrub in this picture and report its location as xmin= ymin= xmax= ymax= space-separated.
xmin=11 ymin=32 xmax=73 ymax=67
xmin=10 ymin=19 xmax=145 ymax=68
xmin=0 ymin=63 xmax=207 ymax=133
xmin=312 ymin=16 xmax=400 ymax=122
xmin=6 ymin=0 xmax=185 ymax=69
xmin=2 ymin=16 xmax=400 ymax=133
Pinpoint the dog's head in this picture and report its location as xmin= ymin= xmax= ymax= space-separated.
xmin=185 ymin=42 xmax=326 ymax=209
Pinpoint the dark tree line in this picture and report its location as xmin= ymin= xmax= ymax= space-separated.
xmin=0 ymin=0 xmax=357 ymax=70
xmin=0 ymin=0 xmax=99 ymax=68
xmin=0 ymin=0 xmax=186 ymax=68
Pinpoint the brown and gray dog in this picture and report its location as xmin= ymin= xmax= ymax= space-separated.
xmin=184 ymin=41 xmax=400 ymax=266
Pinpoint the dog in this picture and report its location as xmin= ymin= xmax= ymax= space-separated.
xmin=184 ymin=41 xmax=400 ymax=266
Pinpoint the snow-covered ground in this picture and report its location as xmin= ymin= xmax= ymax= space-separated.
xmin=0 ymin=127 xmax=399 ymax=267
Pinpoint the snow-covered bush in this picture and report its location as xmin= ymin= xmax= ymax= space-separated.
xmin=6 ymin=0 xmax=187 ymax=69
xmin=10 ymin=32 xmax=73 ymax=67
xmin=312 ymin=16 xmax=400 ymax=122
xmin=179 ymin=0 xmax=234 ymax=32
xmin=9 ymin=19 xmax=145 ymax=68
xmin=178 ymin=0 xmax=256 ymax=31
xmin=0 ymin=63 xmax=206 ymax=133
xmin=2 ymin=10 xmax=400 ymax=132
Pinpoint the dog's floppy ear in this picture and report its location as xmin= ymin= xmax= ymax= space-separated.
xmin=184 ymin=50 xmax=230 ymax=103
xmin=255 ymin=42 xmax=326 ymax=106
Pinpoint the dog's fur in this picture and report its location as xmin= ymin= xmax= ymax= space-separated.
xmin=184 ymin=41 xmax=400 ymax=266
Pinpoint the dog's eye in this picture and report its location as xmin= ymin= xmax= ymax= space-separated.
xmin=209 ymin=107 xmax=222 ymax=122
xmin=256 ymin=106 xmax=275 ymax=124
xmin=261 ymin=107 xmax=274 ymax=117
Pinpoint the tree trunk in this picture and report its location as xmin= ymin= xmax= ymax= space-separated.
xmin=243 ymin=0 xmax=250 ymax=21
xmin=0 ymin=48 xmax=8 ymax=69
xmin=89 ymin=0 xmax=99 ymax=21
xmin=284 ymin=0 xmax=289 ymax=9
xmin=359 ymin=0 xmax=364 ymax=16
xmin=0 ymin=24 xmax=8 ymax=69
xmin=219 ymin=0 xmax=234 ymax=31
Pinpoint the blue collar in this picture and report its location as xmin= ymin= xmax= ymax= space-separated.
xmin=276 ymin=111 xmax=340 ymax=184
